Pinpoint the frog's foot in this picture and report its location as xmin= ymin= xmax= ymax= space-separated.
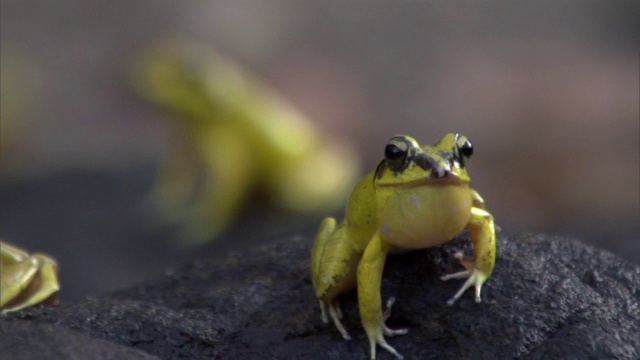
xmin=368 ymin=333 xmax=403 ymax=360
xmin=320 ymin=299 xmax=351 ymax=340
xmin=365 ymin=298 xmax=408 ymax=360
xmin=382 ymin=297 xmax=408 ymax=336
xmin=440 ymin=253 xmax=489 ymax=306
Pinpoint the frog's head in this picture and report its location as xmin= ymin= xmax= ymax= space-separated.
xmin=374 ymin=133 xmax=473 ymax=186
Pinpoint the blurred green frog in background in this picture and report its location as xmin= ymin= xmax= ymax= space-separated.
xmin=130 ymin=40 xmax=360 ymax=245
xmin=1 ymin=241 xmax=60 ymax=313
xmin=0 ymin=50 xmax=38 ymax=177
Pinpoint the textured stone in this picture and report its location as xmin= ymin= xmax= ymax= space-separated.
xmin=1 ymin=233 xmax=638 ymax=359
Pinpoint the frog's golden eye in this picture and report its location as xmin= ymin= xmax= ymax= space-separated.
xmin=384 ymin=140 xmax=409 ymax=170
xmin=454 ymin=134 xmax=473 ymax=167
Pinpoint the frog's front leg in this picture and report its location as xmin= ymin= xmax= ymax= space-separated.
xmin=470 ymin=188 xmax=486 ymax=210
xmin=441 ymin=206 xmax=496 ymax=305
xmin=358 ymin=232 xmax=408 ymax=360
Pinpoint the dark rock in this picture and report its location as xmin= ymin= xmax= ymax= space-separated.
xmin=0 ymin=320 xmax=159 ymax=360
xmin=1 ymin=233 xmax=639 ymax=360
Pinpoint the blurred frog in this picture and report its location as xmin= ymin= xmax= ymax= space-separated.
xmin=130 ymin=40 xmax=360 ymax=245
xmin=1 ymin=241 xmax=60 ymax=313
xmin=0 ymin=50 xmax=38 ymax=177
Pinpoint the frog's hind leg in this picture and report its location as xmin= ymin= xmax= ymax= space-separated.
xmin=312 ymin=218 xmax=359 ymax=341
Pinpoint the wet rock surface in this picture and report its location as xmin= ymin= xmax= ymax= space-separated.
xmin=1 ymin=233 xmax=639 ymax=360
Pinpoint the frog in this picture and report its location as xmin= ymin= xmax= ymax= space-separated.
xmin=1 ymin=241 xmax=60 ymax=313
xmin=129 ymin=40 xmax=359 ymax=245
xmin=311 ymin=133 xmax=496 ymax=359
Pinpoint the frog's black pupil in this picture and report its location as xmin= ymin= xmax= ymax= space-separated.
xmin=461 ymin=141 xmax=473 ymax=158
xmin=385 ymin=144 xmax=404 ymax=160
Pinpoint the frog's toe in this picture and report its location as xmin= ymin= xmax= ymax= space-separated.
xmin=376 ymin=341 xmax=403 ymax=360
xmin=318 ymin=300 xmax=329 ymax=323
xmin=381 ymin=297 xmax=408 ymax=337
xmin=328 ymin=300 xmax=351 ymax=340
xmin=383 ymin=325 xmax=408 ymax=337
xmin=382 ymin=297 xmax=395 ymax=320
xmin=334 ymin=299 xmax=344 ymax=319
xmin=367 ymin=332 xmax=404 ymax=360
xmin=440 ymin=270 xmax=471 ymax=281
xmin=443 ymin=268 xmax=487 ymax=306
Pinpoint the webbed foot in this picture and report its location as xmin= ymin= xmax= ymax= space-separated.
xmin=441 ymin=253 xmax=490 ymax=305
xmin=366 ymin=298 xmax=408 ymax=359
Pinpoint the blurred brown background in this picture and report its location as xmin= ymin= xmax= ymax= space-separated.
xmin=1 ymin=1 xmax=638 ymax=299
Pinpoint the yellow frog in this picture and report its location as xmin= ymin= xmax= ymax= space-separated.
xmin=1 ymin=241 xmax=60 ymax=313
xmin=311 ymin=133 xmax=496 ymax=359
xmin=129 ymin=40 xmax=359 ymax=245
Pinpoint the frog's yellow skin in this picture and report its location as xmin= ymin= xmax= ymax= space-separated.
xmin=311 ymin=133 xmax=496 ymax=359
xmin=1 ymin=241 xmax=60 ymax=313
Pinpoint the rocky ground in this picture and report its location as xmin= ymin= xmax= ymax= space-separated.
xmin=2 ymin=232 xmax=638 ymax=360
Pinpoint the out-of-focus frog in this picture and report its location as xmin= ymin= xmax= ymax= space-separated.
xmin=129 ymin=40 xmax=359 ymax=245
xmin=311 ymin=133 xmax=496 ymax=359
xmin=1 ymin=241 xmax=60 ymax=313
xmin=0 ymin=50 xmax=38 ymax=176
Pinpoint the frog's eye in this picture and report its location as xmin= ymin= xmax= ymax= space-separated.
xmin=455 ymin=134 xmax=473 ymax=167
xmin=384 ymin=139 xmax=410 ymax=170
